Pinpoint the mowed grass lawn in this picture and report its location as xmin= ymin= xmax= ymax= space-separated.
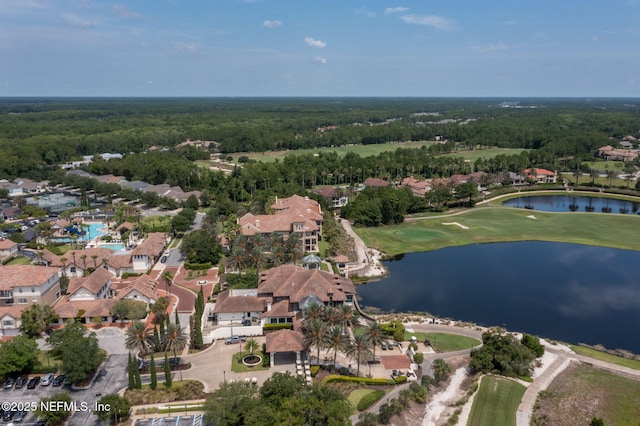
xmin=468 ymin=376 xmax=525 ymax=426
xmin=404 ymin=332 xmax=479 ymax=352
xmin=533 ymin=363 xmax=640 ymax=425
xmin=230 ymin=140 xmax=438 ymax=163
xmin=569 ymin=345 xmax=640 ymax=371
xmin=439 ymin=147 xmax=528 ymax=162
xmin=356 ymin=207 xmax=640 ymax=257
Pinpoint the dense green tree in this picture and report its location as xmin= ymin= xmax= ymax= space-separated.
xmin=19 ymin=303 xmax=59 ymax=338
xmin=47 ymin=322 xmax=104 ymax=384
xmin=470 ymin=331 xmax=536 ymax=377
xmin=432 ymin=358 xmax=452 ymax=384
xmin=521 ymin=333 xmax=545 ymax=358
xmin=93 ymin=393 xmax=132 ymax=424
xmin=0 ymin=335 xmax=39 ymax=377
xmin=36 ymin=392 xmax=73 ymax=426
xmin=180 ymin=229 xmax=222 ymax=264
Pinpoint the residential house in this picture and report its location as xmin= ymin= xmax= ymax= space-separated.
xmin=2 ymin=207 xmax=22 ymax=221
xmin=400 ymin=177 xmax=432 ymax=197
xmin=214 ymin=264 xmax=357 ymax=330
xmin=363 ymin=177 xmax=389 ymax=188
xmin=619 ymin=141 xmax=635 ymax=149
xmin=508 ymin=172 xmax=527 ymax=186
xmin=0 ymin=239 xmax=18 ymax=259
xmin=54 ymin=272 xmax=158 ymax=324
xmin=238 ymin=195 xmax=323 ymax=253
xmin=596 ymin=145 xmax=639 ymax=162
xmin=314 ymin=187 xmax=348 ymax=208
xmin=130 ymin=233 xmax=167 ymax=273
xmin=66 ymin=267 xmax=112 ymax=301
xmin=0 ymin=266 xmax=62 ymax=337
xmin=523 ymin=168 xmax=558 ymax=184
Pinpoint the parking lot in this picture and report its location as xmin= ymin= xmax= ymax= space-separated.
xmin=1 ymin=353 xmax=129 ymax=426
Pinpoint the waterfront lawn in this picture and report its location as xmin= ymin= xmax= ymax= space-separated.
xmin=468 ymin=376 xmax=525 ymax=426
xmin=406 ymin=332 xmax=479 ymax=352
xmin=569 ymin=345 xmax=640 ymax=371
xmin=356 ymin=207 xmax=640 ymax=257
xmin=533 ymin=363 xmax=640 ymax=425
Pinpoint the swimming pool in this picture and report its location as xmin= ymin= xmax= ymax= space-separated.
xmin=99 ymin=243 xmax=126 ymax=251
xmin=51 ymin=222 xmax=108 ymax=243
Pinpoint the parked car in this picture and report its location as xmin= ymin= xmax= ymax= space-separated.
xmin=41 ymin=373 xmax=54 ymax=386
xmin=34 ymin=418 xmax=47 ymax=426
xmin=197 ymin=280 xmax=207 ymax=285
xmin=242 ymin=319 xmax=252 ymax=326
xmin=13 ymin=409 xmax=26 ymax=423
xmin=160 ymin=255 xmax=168 ymax=263
xmin=225 ymin=335 xmax=247 ymax=345
xmin=14 ymin=376 xmax=28 ymax=389
xmin=27 ymin=376 xmax=40 ymax=389
xmin=2 ymin=410 xmax=16 ymax=421
xmin=52 ymin=374 xmax=66 ymax=387
xmin=380 ymin=342 xmax=387 ymax=350
xmin=3 ymin=377 xmax=15 ymax=389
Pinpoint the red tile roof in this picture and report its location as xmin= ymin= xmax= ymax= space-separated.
xmin=265 ymin=329 xmax=305 ymax=353
xmin=213 ymin=290 xmax=267 ymax=314
xmin=0 ymin=265 xmax=59 ymax=291
xmin=67 ymin=267 xmax=112 ymax=296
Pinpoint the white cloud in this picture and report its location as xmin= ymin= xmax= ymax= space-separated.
xmin=112 ymin=4 xmax=141 ymax=18
xmin=355 ymin=7 xmax=376 ymax=18
xmin=62 ymin=13 xmax=94 ymax=28
xmin=502 ymin=20 xmax=517 ymax=26
xmin=263 ymin=20 xmax=282 ymax=28
xmin=313 ymin=56 xmax=327 ymax=64
xmin=470 ymin=42 xmax=509 ymax=53
xmin=385 ymin=7 xmax=408 ymax=15
xmin=400 ymin=14 xmax=456 ymax=30
xmin=304 ymin=37 xmax=326 ymax=48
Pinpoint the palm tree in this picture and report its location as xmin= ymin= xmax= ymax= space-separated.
xmin=573 ymin=167 xmax=583 ymax=185
xmin=161 ymin=271 xmax=174 ymax=297
xmin=337 ymin=304 xmax=360 ymax=333
xmin=302 ymin=302 xmax=324 ymax=326
xmin=244 ymin=338 xmax=258 ymax=355
xmin=607 ymin=170 xmax=616 ymax=188
xmin=80 ymin=254 xmax=88 ymax=271
xmin=326 ymin=325 xmax=349 ymax=369
xmin=344 ymin=331 xmax=372 ymax=376
xmin=590 ymin=169 xmax=599 ymax=185
xmin=322 ymin=305 xmax=339 ymax=328
xmin=365 ymin=322 xmax=385 ymax=363
xmin=227 ymin=247 xmax=246 ymax=273
xmin=60 ymin=257 xmax=68 ymax=276
xmin=125 ymin=321 xmax=153 ymax=358
xmin=91 ymin=255 xmax=98 ymax=269
xmin=164 ymin=322 xmax=188 ymax=364
xmin=303 ymin=319 xmax=329 ymax=366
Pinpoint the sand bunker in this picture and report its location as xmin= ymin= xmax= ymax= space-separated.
xmin=442 ymin=222 xmax=469 ymax=230
xmin=527 ymin=215 xmax=536 ymax=219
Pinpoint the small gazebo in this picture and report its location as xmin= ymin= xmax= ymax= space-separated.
xmin=303 ymin=254 xmax=322 ymax=269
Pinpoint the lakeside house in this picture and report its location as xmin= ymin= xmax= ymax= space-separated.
xmin=522 ymin=168 xmax=558 ymax=184
xmin=238 ymin=195 xmax=323 ymax=253
xmin=214 ymin=264 xmax=356 ymax=331
xmin=596 ymin=145 xmax=639 ymax=162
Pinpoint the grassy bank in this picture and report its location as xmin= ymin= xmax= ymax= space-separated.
xmin=570 ymin=345 xmax=640 ymax=370
xmin=468 ymin=376 xmax=525 ymax=426
xmin=356 ymin=207 xmax=640 ymax=257
xmin=533 ymin=363 xmax=640 ymax=425
xmin=404 ymin=332 xmax=479 ymax=352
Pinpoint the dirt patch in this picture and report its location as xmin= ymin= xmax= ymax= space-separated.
xmin=532 ymin=362 xmax=640 ymax=425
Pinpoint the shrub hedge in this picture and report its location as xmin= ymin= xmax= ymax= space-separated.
xmin=263 ymin=323 xmax=293 ymax=331
xmin=323 ymin=375 xmax=394 ymax=385
xmin=310 ymin=366 xmax=320 ymax=377
xmin=185 ymin=262 xmax=212 ymax=270
xmin=357 ymin=390 xmax=385 ymax=411
xmin=393 ymin=375 xmax=408 ymax=384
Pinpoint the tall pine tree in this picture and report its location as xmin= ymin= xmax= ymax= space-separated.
xmin=149 ymin=353 xmax=157 ymax=390
xmin=127 ymin=353 xmax=135 ymax=390
xmin=163 ymin=352 xmax=172 ymax=388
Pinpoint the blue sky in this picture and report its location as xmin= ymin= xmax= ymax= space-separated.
xmin=1 ymin=0 xmax=639 ymax=97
